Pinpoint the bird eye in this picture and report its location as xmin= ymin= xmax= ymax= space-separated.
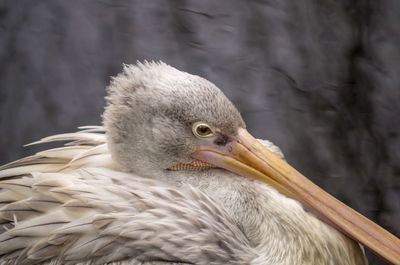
xmin=192 ymin=122 xmax=214 ymax=138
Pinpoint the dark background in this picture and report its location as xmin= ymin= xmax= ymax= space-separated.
xmin=0 ymin=1 xmax=399 ymax=264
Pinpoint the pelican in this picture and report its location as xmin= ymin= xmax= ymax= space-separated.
xmin=0 ymin=62 xmax=399 ymax=265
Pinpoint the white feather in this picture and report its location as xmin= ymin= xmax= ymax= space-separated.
xmin=0 ymin=128 xmax=255 ymax=265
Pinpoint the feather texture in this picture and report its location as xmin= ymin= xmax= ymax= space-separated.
xmin=0 ymin=63 xmax=371 ymax=265
xmin=0 ymin=128 xmax=256 ymax=265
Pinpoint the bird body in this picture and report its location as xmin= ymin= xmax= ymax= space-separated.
xmin=1 ymin=61 xmax=393 ymax=264
xmin=0 ymin=128 xmax=366 ymax=264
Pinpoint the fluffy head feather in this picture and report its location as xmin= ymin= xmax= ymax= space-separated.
xmin=103 ymin=61 xmax=245 ymax=176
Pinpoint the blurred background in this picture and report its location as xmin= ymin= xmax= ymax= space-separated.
xmin=0 ymin=1 xmax=399 ymax=264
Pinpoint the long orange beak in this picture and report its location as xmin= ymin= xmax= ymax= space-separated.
xmin=192 ymin=128 xmax=400 ymax=265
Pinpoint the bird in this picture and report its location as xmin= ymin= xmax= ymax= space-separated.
xmin=0 ymin=61 xmax=399 ymax=265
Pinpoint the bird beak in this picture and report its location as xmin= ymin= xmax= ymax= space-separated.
xmin=192 ymin=127 xmax=400 ymax=265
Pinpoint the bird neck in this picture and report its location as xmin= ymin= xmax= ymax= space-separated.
xmin=150 ymin=168 xmax=312 ymax=244
xmin=149 ymin=168 xmax=364 ymax=265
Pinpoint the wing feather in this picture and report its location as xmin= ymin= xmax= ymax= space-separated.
xmin=0 ymin=128 xmax=255 ymax=265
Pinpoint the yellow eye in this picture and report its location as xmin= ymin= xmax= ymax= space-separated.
xmin=192 ymin=122 xmax=214 ymax=138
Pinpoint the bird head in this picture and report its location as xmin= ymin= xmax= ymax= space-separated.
xmin=103 ymin=61 xmax=245 ymax=177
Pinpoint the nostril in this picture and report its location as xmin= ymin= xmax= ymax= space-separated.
xmin=227 ymin=145 xmax=233 ymax=152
